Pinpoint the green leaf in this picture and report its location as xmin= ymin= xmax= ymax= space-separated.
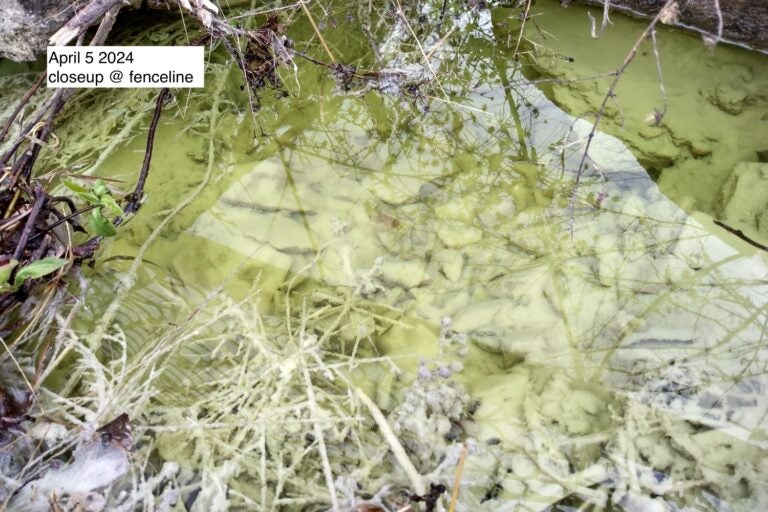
xmin=0 ymin=259 xmax=18 ymax=284
xmin=100 ymin=195 xmax=125 ymax=217
xmin=63 ymin=179 xmax=102 ymax=204
xmin=14 ymin=257 xmax=69 ymax=286
xmin=89 ymin=209 xmax=116 ymax=237
xmin=78 ymin=192 xmax=101 ymax=205
xmin=61 ymin=179 xmax=89 ymax=194
xmin=92 ymin=180 xmax=110 ymax=197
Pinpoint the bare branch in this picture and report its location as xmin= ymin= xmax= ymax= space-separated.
xmin=568 ymin=0 xmax=678 ymax=234
xmin=49 ymin=0 xmax=128 ymax=47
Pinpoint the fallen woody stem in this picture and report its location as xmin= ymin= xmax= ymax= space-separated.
xmin=120 ymin=88 xmax=171 ymax=220
xmin=567 ymin=0 xmax=677 ymax=234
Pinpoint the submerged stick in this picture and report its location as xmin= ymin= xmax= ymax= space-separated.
xmin=302 ymin=365 xmax=341 ymax=512
xmin=0 ymin=96 xmax=56 ymax=169
xmin=121 ymin=88 xmax=170 ymax=219
xmin=13 ymin=91 xmax=66 ymax=184
xmin=300 ymin=1 xmax=336 ymax=63
xmin=448 ymin=444 xmax=467 ymax=512
xmin=11 ymin=186 xmax=46 ymax=262
xmin=713 ymin=220 xmax=768 ymax=252
xmin=568 ymin=0 xmax=677 ymax=234
xmin=0 ymin=73 xmax=46 ymax=144
xmin=355 ymin=386 xmax=427 ymax=497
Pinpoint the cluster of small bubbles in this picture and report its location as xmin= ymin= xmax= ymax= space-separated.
xmin=437 ymin=316 xmax=469 ymax=357
xmin=452 ymin=333 xmax=468 ymax=345
xmin=418 ymin=358 xmax=432 ymax=380
xmin=437 ymin=365 xmax=453 ymax=379
xmin=418 ymin=360 xmax=464 ymax=381
xmin=452 ymin=333 xmax=469 ymax=358
xmin=437 ymin=317 xmax=452 ymax=349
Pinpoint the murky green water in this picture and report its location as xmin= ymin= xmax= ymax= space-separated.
xmin=4 ymin=2 xmax=768 ymax=510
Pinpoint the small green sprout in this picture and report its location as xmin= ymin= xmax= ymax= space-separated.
xmin=62 ymin=179 xmax=125 ymax=237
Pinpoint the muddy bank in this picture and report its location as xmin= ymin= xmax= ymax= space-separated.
xmin=560 ymin=0 xmax=768 ymax=52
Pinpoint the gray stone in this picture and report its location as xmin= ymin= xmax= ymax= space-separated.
xmin=0 ymin=0 xmax=73 ymax=61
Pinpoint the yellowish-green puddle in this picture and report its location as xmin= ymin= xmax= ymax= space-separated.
xmin=5 ymin=2 xmax=768 ymax=510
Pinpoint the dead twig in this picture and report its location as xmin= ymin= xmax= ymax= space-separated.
xmin=587 ymin=0 xmax=612 ymax=38
xmin=11 ymin=186 xmax=47 ymax=264
xmin=448 ymin=444 xmax=467 ymax=512
xmin=0 ymin=96 xmax=57 ymax=169
xmin=648 ymin=28 xmax=668 ymax=125
xmin=9 ymin=91 xmax=66 ymax=187
xmin=48 ymin=0 xmax=127 ymax=47
xmin=713 ymin=220 xmax=768 ymax=252
xmin=568 ymin=0 xmax=677 ymax=235
xmin=514 ymin=0 xmax=534 ymax=57
xmin=89 ymin=3 xmax=123 ymax=45
xmin=0 ymin=73 xmax=46 ymax=144
xmin=300 ymin=1 xmax=336 ymax=63
xmin=120 ymin=88 xmax=171 ymax=219
xmin=355 ymin=386 xmax=427 ymax=497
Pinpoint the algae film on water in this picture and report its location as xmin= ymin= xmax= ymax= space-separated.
xmin=1 ymin=1 xmax=768 ymax=511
